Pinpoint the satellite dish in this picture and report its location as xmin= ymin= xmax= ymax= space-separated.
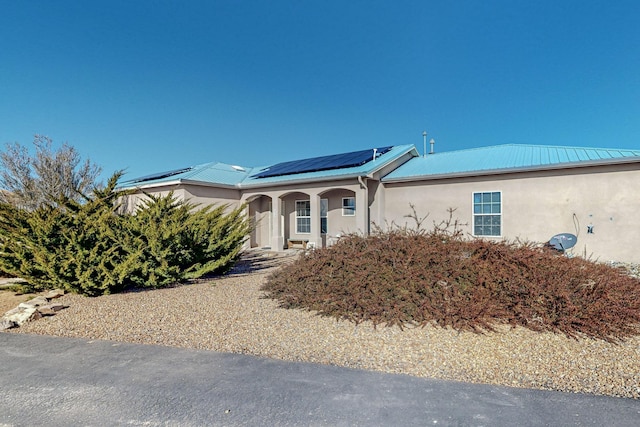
xmin=548 ymin=233 xmax=577 ymax=251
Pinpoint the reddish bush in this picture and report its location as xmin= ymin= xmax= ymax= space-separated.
xmin=262 ymin=229 xmax=640 ymax=343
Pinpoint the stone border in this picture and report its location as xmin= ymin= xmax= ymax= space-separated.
xmin=1 ymin=289 xmax=67 ymax=330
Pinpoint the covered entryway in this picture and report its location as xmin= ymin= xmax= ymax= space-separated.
xmin=243 ymin=181 xmax=368 ymax=251
xmin=247 ymin=195 xmax=279 ymax=249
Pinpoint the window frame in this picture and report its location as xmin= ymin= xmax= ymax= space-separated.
xmin=295 ymin=200 xmax=311 ymax=234
xmin=342 ymin=197 xmax=355 ymax=216
xmin=472 ymin=191 xmax=502 ymax=237
xmin=320 ymin=198 xmax=328 ymax=234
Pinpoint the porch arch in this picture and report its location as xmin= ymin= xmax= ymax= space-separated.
xmin=317 ymin=188 xmax=358 ymax=245
xmin=245 ymin=194 xmax=274 ymax=249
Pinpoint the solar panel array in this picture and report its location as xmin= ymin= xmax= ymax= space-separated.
xmin=251 ymin=146 xmax=393 ymax=179
xmin=131 ymin=167 xmax=193 ymax=184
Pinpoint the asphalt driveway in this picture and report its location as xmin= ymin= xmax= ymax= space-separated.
xmin=1 ymin=333 xmax=639 ymax=426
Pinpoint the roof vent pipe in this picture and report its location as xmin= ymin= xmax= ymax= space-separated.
xmin=422 ymin=131 xmax=427 ymax=157
xmin=372 ymin=148 xmax=377 ymax=161
xmin=429 ymin=138 xmax=435 ymax=154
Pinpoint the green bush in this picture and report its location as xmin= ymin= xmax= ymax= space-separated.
xmin=0 ymin=173 xmax=250 ymax=296
xmin=0 ymin=174 xmax=123 ymax=294
xmin=262 ymin=220 xmax=640 ymax=343
xmin=119 ymin=191 xmax=250 ymax=289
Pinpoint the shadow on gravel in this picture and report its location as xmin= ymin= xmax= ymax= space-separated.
xmin=118 ymin=250 xmax=298 ymax=293
xmin=225 ymin=249 xmax=300 ymax=276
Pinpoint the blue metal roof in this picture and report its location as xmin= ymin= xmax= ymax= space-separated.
xmin=382 ymin=144 xmax=640 ymax=182
xmin=120 ymin=144 xmax=417 ymax=189
xmin=120 ymin=162 xmax=253 ymax=188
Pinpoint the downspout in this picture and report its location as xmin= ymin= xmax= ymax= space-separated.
xmin=357 ymin=176 xmax=369 ymax=235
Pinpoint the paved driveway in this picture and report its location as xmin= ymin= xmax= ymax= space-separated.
xmin=1 ymin=333 xmax=639 ymax=426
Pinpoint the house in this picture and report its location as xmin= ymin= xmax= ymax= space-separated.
xmin=120 ymin=143 xmax=640 ymax=263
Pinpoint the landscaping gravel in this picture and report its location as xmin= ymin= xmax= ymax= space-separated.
xmin=7 ymin=250 xmax=640 ymax=399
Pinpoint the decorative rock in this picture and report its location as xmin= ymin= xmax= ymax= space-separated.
xmin=37 ymin=304 xmax=67 ymax=316
xmin=44 ymin=289 xmax=65 ymax=299
xmin=0 ymin=318 xmax=17 ymax=330
xmin=41 ymin=303 xmax=66 ymax=312
xmin=18 ymin=302 xmax=38 ymax=310
xmin=3 ymin=305 xmax=42 ymax=325
xmin=1 ymin=291 xmax=69 ymax=327
xmin=21 ymin=296 xmax=50 ymax=307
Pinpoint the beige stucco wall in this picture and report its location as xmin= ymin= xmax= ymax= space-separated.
xmin=248 ymin=195 xmax=272 ymax=248
xmin=383 ymin=164 xmax=640 ymax=263
xmin=319 ymin=188 xmax=359 ymax=237
xmin=122 ymin=184 xmax=241 ymax=214
xmin=120 ymin=186 xmax=188 ymax=213
xmin=280 ymin=189 xmax=358 ymax=242
xmin=182 ymin=185 xmax=241 ymax=209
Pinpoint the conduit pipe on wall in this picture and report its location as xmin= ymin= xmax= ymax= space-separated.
xmin=357 ymin=176 xmax=370 ymax=235
xmin=357 ymin=175 xmax=367 ymax=191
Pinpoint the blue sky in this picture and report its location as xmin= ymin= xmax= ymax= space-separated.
xmin=1 ymin=0 xmax=639 ymax=181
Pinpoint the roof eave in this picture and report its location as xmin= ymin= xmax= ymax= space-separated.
xmin=180 ymin=179 xmax=239 ymax=189
xmin=117 ymin=179 xmax=183 ymax=191
xmin=238 ymin=172 xmax=367 ymax=189
xmin=119 ymin=178 xmax=239 ymax=191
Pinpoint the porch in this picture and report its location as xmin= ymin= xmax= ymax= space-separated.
xmin=245 ymin=185 xmax=368 ymax=251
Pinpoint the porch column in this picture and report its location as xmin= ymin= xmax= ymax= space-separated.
xmin=271 ymin=196 xmax=284 ymax=251
xmin=356 ymin=185 xmax=368 ymax=235
xmin=242 ymin=203 xmax=251 ymax=250
xmin=309 ymin=192 xmax=321 ymax=248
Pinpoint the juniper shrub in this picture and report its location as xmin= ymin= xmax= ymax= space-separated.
xmin=0 ymin=173 xmax=250 ymax=296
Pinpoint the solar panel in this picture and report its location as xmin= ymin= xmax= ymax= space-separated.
xmin=251 ymin=146 xmax=393 ymax=179
xmin=130 ymin=167 xmax=193 ymax=184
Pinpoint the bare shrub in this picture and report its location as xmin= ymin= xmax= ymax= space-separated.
xmin=262 ymin=210 xmax=640 ymax=343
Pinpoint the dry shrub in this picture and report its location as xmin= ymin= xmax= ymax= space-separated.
xmin=262 ymin=222 xmax=640 ymax=343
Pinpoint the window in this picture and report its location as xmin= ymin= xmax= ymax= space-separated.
xmin=342 ymin=197 xmax=355 ymax=216
xmin=296 ymin=200 xmax=310 ymax=233
xmin=473 ymin=192 xmax=501 ymax=236
xmin=320 ymin=198 xmax=328 ymax=234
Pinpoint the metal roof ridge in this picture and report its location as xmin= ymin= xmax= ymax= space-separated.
xmin=462 ymin=143 xmax=640 ymax=153
xmin=179 ymin=161 xmax=220 ymax=179
xmin=365 ymin=144 xmax=418 ymax=171
xmin=431 ymin=143 xmax=640 ymax=153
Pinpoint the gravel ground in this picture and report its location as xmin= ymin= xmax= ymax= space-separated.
xmin=6 ymin=250 xmax=640 ymax=399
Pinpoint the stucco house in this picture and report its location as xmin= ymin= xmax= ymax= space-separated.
xmin=120 ymin=143 xmax=640 ymax=263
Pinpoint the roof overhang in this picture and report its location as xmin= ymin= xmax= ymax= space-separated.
xmin=237 ymin=172 xmax=375 ymax=189
xmin=119 ymin=179 xmax=238 ymax=191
